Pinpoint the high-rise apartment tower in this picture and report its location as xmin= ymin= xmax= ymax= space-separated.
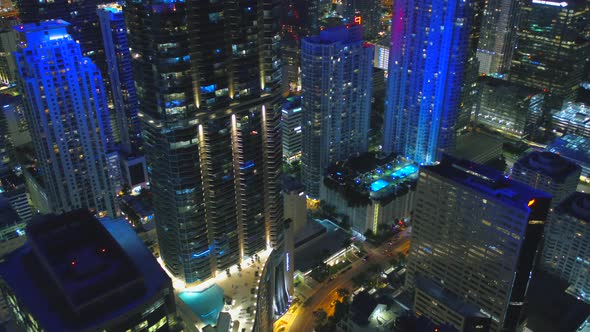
xmin=13 ymin=20 xmax=116 ymax=217
xmin=124 ymin=0 xmax=283 ymax=285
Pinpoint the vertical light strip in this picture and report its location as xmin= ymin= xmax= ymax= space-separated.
xmin=230 ymin=113 xmax=245 ymax=262
xmin=261 ymin=104 xmax=271 ymax=249
xmin=373 ymin=203 xmax=380 ymax=234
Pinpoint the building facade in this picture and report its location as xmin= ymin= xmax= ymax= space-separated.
xmin=97 ymin=3 xmax=142 ymax=155
xmin=301 ymin=24 xmax=374 ymax=198
xmin=383 ymin=0 xmax=472 ymax=164
xmin=281 ymin=95 xmax=303 ymax=160
xmin=476 ymin=0 xmax=521 ymax=75
xmin=0 ymin=94 xmax=30 ymax=148
xmin=512 ymin=151 xmax=580 ymax=207
xmin=124 ymin=0 xmax=284 ymax=285
xmin=407 ymin=156 xmax=551 ymax=331
xmin=474 ymin=77 xmax=544 ymax=139
xmin=0 ymin=29 xmax=17 ymax=86
xmin=253 ymin=220 xmax=294 ymax=332
xmin=542 ymin=192 xmax=590 ymax=303
xmin=14 ymin=21 xmax=116 ymax=217
xmin=509 ymin=0 xmax=590 ymax=108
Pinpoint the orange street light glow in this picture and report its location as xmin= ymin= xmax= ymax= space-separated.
xmin=528 ymin=199 xmax=536 ymax=207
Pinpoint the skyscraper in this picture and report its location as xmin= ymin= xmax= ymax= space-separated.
xmin=476 ymin=0 xmax=521 ymax=75
xmin=509 ymin=0 xmax=590 ymax=108
xmin=0 ymin=210 xmax=177 ymax=331
xmin=125 ymin=0 xmax=283 ymax=285
xmin=13 ymin=20 xmax=116 ymax=217
xmin=97 ymin=3 xmax=142 ymax=155
xmin=383 ymin=0 xmax=472 ymax=164
xmin=408 ymin=155 xmax=551 ymax=331
xmin=541 ymin=192 xmax=590 ymax=303
xmin=301 ymin=24 xmax=374 ymax=198
xmin=281 ymin=95 xmax=303 ymax=160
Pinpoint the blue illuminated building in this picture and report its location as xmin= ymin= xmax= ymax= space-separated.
xmin=13 ymin=20 xmax=116 ymax=217
xmin=301 ymin=24 xmax=374 ymax=198
xmin=383 ymin=0 xmax=472 ymax=164
xmin=97 ymin=3 xmax=142 ymax=155
xmin=0 ymin=210 xmax=177 ymax=331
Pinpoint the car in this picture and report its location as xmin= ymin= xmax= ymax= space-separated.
xmin=363 ymin=255 xmax=370 ymax=261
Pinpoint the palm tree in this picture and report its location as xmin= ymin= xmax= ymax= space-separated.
xmin=336 ymin=287 xmax=350 ymax=299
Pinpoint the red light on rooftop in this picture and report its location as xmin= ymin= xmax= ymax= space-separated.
xmin=101 ymin=248 xmax=107 ymax=253
xmin=71 ymin=260 xmax=76 ymax=266
xmin=528 ymin=199 xmax=536 ymax=207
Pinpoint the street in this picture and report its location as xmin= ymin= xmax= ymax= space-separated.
xmin=276 ymin=231 xmax=411 ymax=332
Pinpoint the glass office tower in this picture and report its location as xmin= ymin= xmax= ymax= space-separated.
xmin=13 ymin=20 xmax=116 ymax=217
xmin=125 ymin=0 xmax=283 ymax=285
xmin=476 ymin=0 xmax=521 ymax=75
xmin=510 ymin=0 xmax=590 ymax=108
xmin=383 ymin=0 xmax=472 ymax=164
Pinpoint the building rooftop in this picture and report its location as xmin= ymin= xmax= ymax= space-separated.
xmin=324 ymin=154 xmax=419 ymax=202
xmin=13 ymin=20 xmax=75 ymax=50
xmin=282 ymin=95 xmax=301 ymax=112
xmin=526 ymin=270 xmax=590 ymax=332
xmin=0 ymin=210 xmax=170 ymax=331
xmin=514 ymin=151 xmax=581 ymax=181
xmin=553 ymin=102 xmax=590 ymax=126
xmin=547 ymin=135 xmax=590 ymax=165
xmin=453 ymin=132 xmax=503 ymax=162
xmin=556 ymin=192 xmax=590 ymax=221
xmin=428 ymin=155 xmax=552 ymax=213
xmin=478 ymin=76 xmax=542 ymax=96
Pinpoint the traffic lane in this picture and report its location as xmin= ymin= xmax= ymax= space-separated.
xmin=288 ymin=237 xmax=410 ymax=332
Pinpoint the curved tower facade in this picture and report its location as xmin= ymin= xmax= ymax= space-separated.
xmin=125 ymin=0 xmax=283 ymax=285
xmin=383 ymin=0 xmax=472 ymax=164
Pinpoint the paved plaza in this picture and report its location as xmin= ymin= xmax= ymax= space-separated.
xmin=159 ymin=248 xmax=273 ymax=331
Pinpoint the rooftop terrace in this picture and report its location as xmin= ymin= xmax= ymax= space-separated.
xmin=325 ymin=154 xmax=419 ymax=201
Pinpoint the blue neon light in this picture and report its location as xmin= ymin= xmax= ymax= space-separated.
xmin=240 ymin=161 xmax=255 ymax=170
xmin=383 ymin=0 xmax=469 ymax=164
xmin=200 ymin=84 xmax=216 ymax=93
xmin=192 ymin=249 xmax=210 ymax=258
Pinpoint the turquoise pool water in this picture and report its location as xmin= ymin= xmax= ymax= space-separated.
xmin=370 ymin=179 xmax=389 ymax=192
xmin=179 ymin=284 xmax=224 ymax=326
xmin=391 ymin=164 xmax=418 ymax=178
xmin=369 ymin=164 xmax=418 ymax=192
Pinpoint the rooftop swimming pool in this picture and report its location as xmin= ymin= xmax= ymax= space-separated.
xmin=179 ymin=284 xmax=224 ymax=326
xmin=368 ymin=164 xmax=419 ymax=192
xmin=370 ymin=179 xmax=389 ymax=192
